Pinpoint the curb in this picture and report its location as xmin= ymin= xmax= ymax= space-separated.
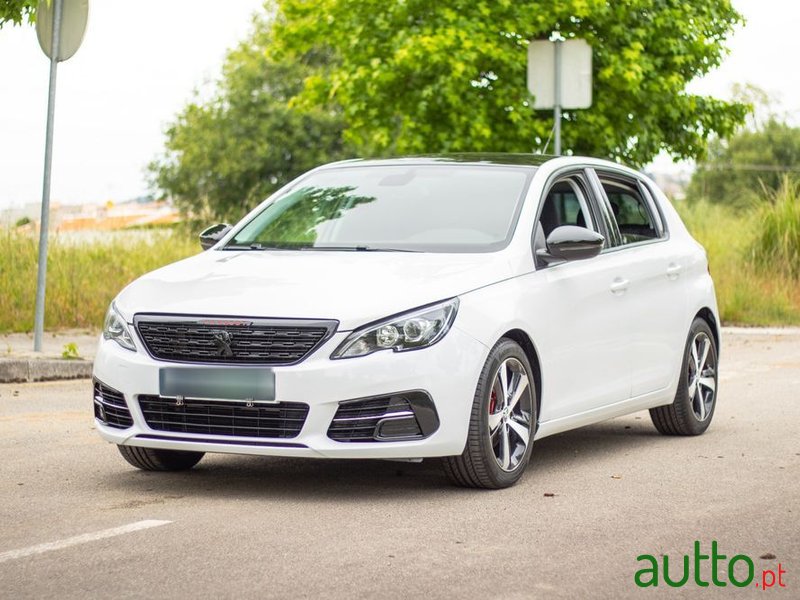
xmin=0 ymin=359 xmax=93 ymax=383
xmin=722 ymin=326 xmax=800 ymax=336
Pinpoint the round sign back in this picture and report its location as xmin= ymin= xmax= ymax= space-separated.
xmin=36 ymin=0 xmax=89 ymax=62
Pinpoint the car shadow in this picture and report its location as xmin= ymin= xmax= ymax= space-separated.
xmin=99 ymin=418 xmax=666 ymax=501
xmin=530 ymin=418 xmax=663 ymax=471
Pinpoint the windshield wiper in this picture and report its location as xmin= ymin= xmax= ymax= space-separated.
xmin=303 ymin=245 xmax=419 ymax=252
xmin=223 ymin=242 xmax=301 ymax=251
xmin=224 ymin=243 xmax=418 ymax=252
xmin=222 ymin=244 xmax=261 ymax=251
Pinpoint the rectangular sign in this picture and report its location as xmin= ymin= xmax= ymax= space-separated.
xmin=159 ymin=367 xmax=276 ymax=401
xmin=527 ymin=39 xmax=593 ymax=109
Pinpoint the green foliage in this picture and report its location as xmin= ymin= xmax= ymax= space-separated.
xmin=0 ymin=0 xmax=36 ymax=28
xmin=676 ymin=199 xmax=800 ymax=326
xmin=688 ymin=120 xmax=800 ymax=208
xmin=61 ymin=342 xmax=80 ymax=360
xmin=0 ymin=230 xmax=197 ymax=332
xmin=750 ymin=176 xmax=800 ymax=278
xmin=150 ymin=13 xmax=353 ymax=222
xmin=15 ymin=216 xmax=32 ymax=227
xmin=154 ymin=1 xmax=748 ymax=219
xmin=272 ymin=0 xmax=748 ymax=164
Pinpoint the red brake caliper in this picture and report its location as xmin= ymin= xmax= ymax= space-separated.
xmin=489 ymin=389 xmax=497 ymax=414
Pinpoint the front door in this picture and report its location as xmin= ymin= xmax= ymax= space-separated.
xmin=532 ymin=173 xmax=633 ymax=423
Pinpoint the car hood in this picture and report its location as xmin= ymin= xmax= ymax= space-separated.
xmin=114 ymin=250 xmax=516 ymax=331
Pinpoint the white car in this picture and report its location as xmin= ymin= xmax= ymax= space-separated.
xmin=93 ymin=154 xmax=720 ymax=488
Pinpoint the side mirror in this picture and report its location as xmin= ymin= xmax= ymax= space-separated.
xmin=199 ymin=223 xmax=232 ymax=250
xmin=537 ymin=225 xmax=604 ymax=264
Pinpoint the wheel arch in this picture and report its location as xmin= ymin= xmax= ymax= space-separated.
xmin=500 ymin=329 xmax=542 ymax=424
xmin=694 ymin=307 xmax=720 ymax=355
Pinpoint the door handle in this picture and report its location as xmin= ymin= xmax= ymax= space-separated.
xmin=666 ymin=263 xmax=682 ymax=280
xmin=610 ymin=277 xmax=629 ymax=295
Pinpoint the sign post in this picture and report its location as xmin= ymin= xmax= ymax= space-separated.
xmin=527 ymin=37 xmax=592 ymax=156
xmin=32 ymin=0 xmax=89 ymax=352
xmin=553 ymin=39 xmax=562 ymax=155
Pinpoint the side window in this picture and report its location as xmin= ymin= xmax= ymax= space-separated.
xmin=538 ymin=178 xmax=594 ymax=238
xmin=638 ymin=181 xmax=666 ymax=237
xmin=599 ymin=177 xmax=659 ymax=245
xmin=534 ymin=176 xmax=599 ymax=266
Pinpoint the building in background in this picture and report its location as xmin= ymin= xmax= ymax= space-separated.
xmin=1 ymin=196 xmax=181 ymax=232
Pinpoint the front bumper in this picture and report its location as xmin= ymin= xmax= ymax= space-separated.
xmin=92 ymin=326 xmax=488 ymax=459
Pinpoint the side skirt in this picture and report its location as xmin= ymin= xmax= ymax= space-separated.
xmin=533 ymin=387 xmax=674 ymax=441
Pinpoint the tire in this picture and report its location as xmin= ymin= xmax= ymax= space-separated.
xmin=117 ymin=445 xmax=205 ymax=471
xmin=650 ymin=318 xmax=718 ymax=436
xmin=443 ymin=338 xmax=537 ymax=489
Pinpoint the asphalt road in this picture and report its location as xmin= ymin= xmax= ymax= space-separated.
xmin=1 ymin=330 xmax=798 ymax=599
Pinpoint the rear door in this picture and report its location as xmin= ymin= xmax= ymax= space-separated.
xmin=589 ymin=169 xmax=687 ymax=397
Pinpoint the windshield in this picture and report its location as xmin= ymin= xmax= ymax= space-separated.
xmin=225 ymin=164 xmax=534 ymax=253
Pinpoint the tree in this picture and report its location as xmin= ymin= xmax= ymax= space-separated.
xmin=150 ymin=14 xmax=352 ymax=222
xmin=687 ymin=119 xmax=800 ymax=207
xmin=0 ymin=0 xmax=37 ymax=28
xmin=271 ymin=0 xmax=748 ymax=165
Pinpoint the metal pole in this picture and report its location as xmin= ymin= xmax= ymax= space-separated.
xmin=33 ymin=0 xmax=64 ymax=352
xmin=553 ymin=38 xmax=562 ymax=156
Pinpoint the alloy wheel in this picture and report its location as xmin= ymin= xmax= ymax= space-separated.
xmin=488 ymin=357 xmax=533 ymax=471
xmin=687 ymin=332 xmax=717 ymax=421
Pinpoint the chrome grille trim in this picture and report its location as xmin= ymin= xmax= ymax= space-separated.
xmin=93 ymin=380 xmax=134 ymax=429
xmin=327 ymin=393 xmax=439 ymax=442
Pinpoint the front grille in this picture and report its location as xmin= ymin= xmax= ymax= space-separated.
xmin=328 ymin=394 xmax=434 ymax=442
xmin=135 ymin=316 xmax=335 ymax=365
xmin=94 ymin=380 xmax=133 ymax=429
xmin=138 ymin=395 xmax=309 ymax=439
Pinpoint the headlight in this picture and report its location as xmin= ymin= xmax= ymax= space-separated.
xmin=331 ymin=298 xmax=459 ymax=359
xmin=103 ymin=303 xmax=136 ymax=351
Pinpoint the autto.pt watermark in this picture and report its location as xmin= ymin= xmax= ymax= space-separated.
xmin=635 ymin=541 xmax=787 ymax=590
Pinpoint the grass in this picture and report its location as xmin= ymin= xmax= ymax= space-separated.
xmin=0 ymin=228 xmax=198 ymax=333
xmin=750 ymin=176 xmax=800 ymax=279
xmin=675 ymin=191 xmax=800 ymax=326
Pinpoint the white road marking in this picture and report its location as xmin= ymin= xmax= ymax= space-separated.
xmin=0 ymin=520 xmax=172 ymax=564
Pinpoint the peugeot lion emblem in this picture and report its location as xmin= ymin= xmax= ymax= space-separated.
xmin=212 ymin=330 xmax=234 ymax=357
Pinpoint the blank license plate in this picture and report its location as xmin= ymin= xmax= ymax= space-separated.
xmin=159 ymin=367 xmax=275 ymax=401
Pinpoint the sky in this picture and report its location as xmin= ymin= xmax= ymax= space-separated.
xmin=0 ymin=0 xmax=264 ymax=210
xmin=1 ymin=0 xmax=799 ymax=210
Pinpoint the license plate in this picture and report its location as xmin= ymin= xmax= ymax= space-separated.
xmin=159 ymin=367 xmax=276 ymax=401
